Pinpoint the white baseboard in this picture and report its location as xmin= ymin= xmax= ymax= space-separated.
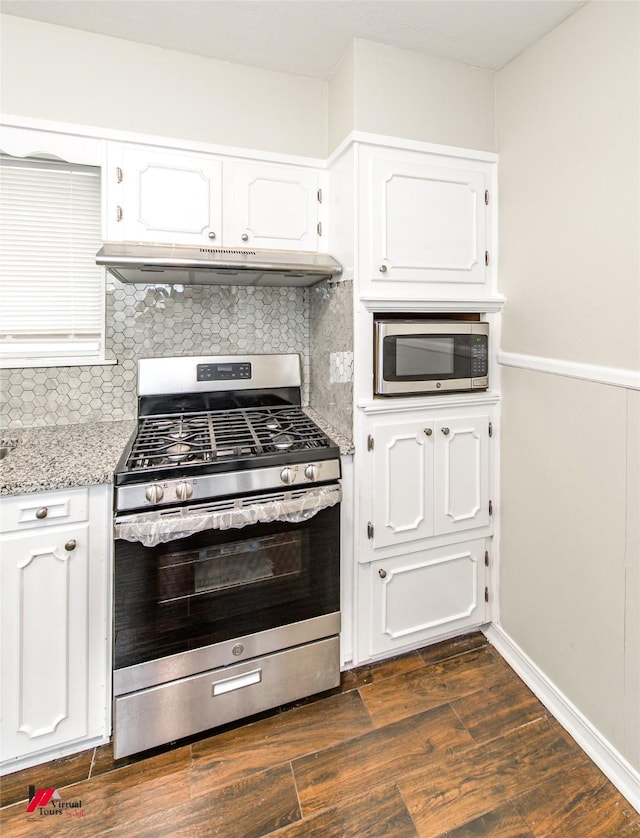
xmin=484 ymin=623 xmax=640 ymax=813
xmin=0 ymin=734 xmax=109 ymax=777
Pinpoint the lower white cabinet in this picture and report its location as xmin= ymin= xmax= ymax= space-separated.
xmin=364 ymin=539 xmax=488 ymax=657
xmin=364 ymin=408 xmax=492 ymax=553
xmin=0 ymin=484 xmax=111 ymax=769
xmin=353 ymin=399 xmax=497 ymax=664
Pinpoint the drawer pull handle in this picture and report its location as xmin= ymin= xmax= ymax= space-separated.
xmin=212 ymin=669 xmax=262 ymax=696
xmin=65 ymin=539 xmax=77 ymax=552
xmin=35 ymin=507 xmax=48 ymax=520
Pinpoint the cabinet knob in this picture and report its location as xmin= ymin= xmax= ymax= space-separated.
xmin=424 ymin=428 xmax=432 ymax=436
xmin=35 ymin=507 xmax=48 ymax=520
xmin=379 ymin=264 xmax=388 ymax=273
xmin=441 ymin=427 xmax=450 ymax=436
xmin=64 ymin=539 xmax=77 ymax=552
xmin=378 ymin=568 xmax=387 ymax=579
xmin=241 ymin=233 xmax=249 ymax=242
xmin=208 ymin=231 xmax=216 ymax=240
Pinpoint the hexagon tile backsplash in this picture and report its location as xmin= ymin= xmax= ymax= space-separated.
xmin=1 ymin=280 xmax=310 ymax=429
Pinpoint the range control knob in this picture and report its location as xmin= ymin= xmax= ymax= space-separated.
xmin=175 ymin=481 xmax=193 ymax=501
xmin=280 ymin=467 xmax=294 ymax=485
xmin=304 ymin=464 xmax=318 ymax=481
xmin=145 ymin=484 xmax=164 ymax=504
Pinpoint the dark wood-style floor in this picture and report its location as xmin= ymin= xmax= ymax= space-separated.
xmin=1 ymin=632 xmax=638 ymax=837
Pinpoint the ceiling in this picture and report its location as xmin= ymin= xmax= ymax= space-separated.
xmin=1 ymin=0 xmax=586 ymax=80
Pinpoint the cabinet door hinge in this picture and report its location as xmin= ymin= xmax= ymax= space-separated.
xmin=317 ymin=221 xmax=322 ymax=237
xmin=484 ymin=550 xmax=489 ymax=567
xmin=484 ymin=586 xmax=489 ymax=603
xmin=484 ymin=189 xmax=489 ymax=205
xmin=367 ymin=521 xmax=374 ymax=540
xmin=488 ymin=421 xmax=493 ymax=438
xmin=485 ymin=250 xmax=490 ymax=266
xmin=489 ymin=500 xmax=493 ymax=516
xmin=317 ymin=188 xmax=323 ymax=204
xmin=367 ymin=434 xmax=374 ymax=451
xmin=116 ymin=166 xmax=123 ymax=183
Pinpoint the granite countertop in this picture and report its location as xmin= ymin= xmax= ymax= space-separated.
xmin=0 ymin=420 xmax=136 ymax=496
xmin=305 ymin=407 xmax=355 ymax=456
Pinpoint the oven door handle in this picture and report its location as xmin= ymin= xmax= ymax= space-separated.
xmin=211 ymin=668 xmax=262 ymax=696
xmin=115 ymin=484 xmax=342 ymax=547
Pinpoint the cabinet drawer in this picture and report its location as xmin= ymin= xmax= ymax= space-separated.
xmin=113 ymin=635 xmax=339 ymax=758
xmin=0 ymin=487 xmax=89 ymax=533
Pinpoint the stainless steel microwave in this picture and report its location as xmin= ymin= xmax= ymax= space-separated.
xmin=374 ymin=320 xmax=489 ymax=396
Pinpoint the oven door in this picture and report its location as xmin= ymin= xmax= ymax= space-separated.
xmin=374 ymin=321 xmax=488 ymax=395
xmin=113 ymin=498 xmax=340 ymax=677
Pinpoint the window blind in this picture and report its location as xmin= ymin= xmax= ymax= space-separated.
xmin=0 ymin=155 xmax=104 ymax=364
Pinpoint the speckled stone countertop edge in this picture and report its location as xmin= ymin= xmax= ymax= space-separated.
xmin=0 ymin=420 xmax=136 ymax=497
xmin=304 ymin=407 xmax=355 ymax=456
xmin=0 ymin=411 xmax=353 ymax=498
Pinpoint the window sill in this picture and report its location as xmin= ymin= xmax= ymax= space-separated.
xmin=0 ymin=357 xmax=118 ymax=370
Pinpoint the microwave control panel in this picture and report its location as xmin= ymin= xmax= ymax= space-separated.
xmin=470 ymin=337 xmax=488 ymax=377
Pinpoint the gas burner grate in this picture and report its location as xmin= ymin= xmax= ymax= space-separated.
xmin=127 ymin=406 xmax=331 ymax=472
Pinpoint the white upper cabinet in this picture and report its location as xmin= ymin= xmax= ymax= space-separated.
xmin=358 ymin=145 xmax=495 ymax=299
xmin=107 ymin=145 xmax=223 ymax=245
xmin=228 ymin=161 xmax=320 ymax=251
xmin=106 ymin=144 xmax=322 ymax=251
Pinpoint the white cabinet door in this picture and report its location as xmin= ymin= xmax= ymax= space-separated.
xmin=369 ymin=420 xmax=435 ymax=549
xmin=111 ymin=146 xmax=223 ymax=244
xmin=434 ymin=415 xmax=490 ymax=536
xmin=368 ymin=539 xmax=488 ymax=656
xmin=229 ymin=161 xmax=320 ymax=251
xmin=0 ymin=523 xmax=91 ymax=760
xmin=360 ymin=148 xmax=492 ymax=297
xmin=366 ymin=411 xmax=491 ymax=552
xmin=0 ymin=485 xmax=111 ymax=769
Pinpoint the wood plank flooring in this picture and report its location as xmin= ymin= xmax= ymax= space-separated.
xmin=1 ymin=632 xmax=638 ymax=837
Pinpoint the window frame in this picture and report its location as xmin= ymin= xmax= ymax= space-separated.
xmin=0 ymin=125 xmax=113 ymax=369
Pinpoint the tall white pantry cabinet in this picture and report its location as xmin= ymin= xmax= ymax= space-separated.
xmin=329 ymin=135 xmax=503 ymax=666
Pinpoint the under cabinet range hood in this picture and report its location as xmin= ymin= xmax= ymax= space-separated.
xmin=96 ymin=242 xmax=342 ymax=287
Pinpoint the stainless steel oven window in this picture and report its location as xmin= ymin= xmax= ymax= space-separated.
xmin=157 ymin=532 xmax=304 ymax=603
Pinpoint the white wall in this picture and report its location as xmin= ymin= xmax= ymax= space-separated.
xmin=328 ymin=41 xmax=356 ymax=153
xmin=328 ymin=38 xmax=496 ymax=153
xmin=0 ymin=15 xmax=328 ymax=158
xmin=497 ymin=0 xmax=640 ymax=771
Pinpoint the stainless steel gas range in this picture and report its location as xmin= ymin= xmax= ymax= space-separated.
xmin=112 ymin=354 xmax=341 ymax=759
